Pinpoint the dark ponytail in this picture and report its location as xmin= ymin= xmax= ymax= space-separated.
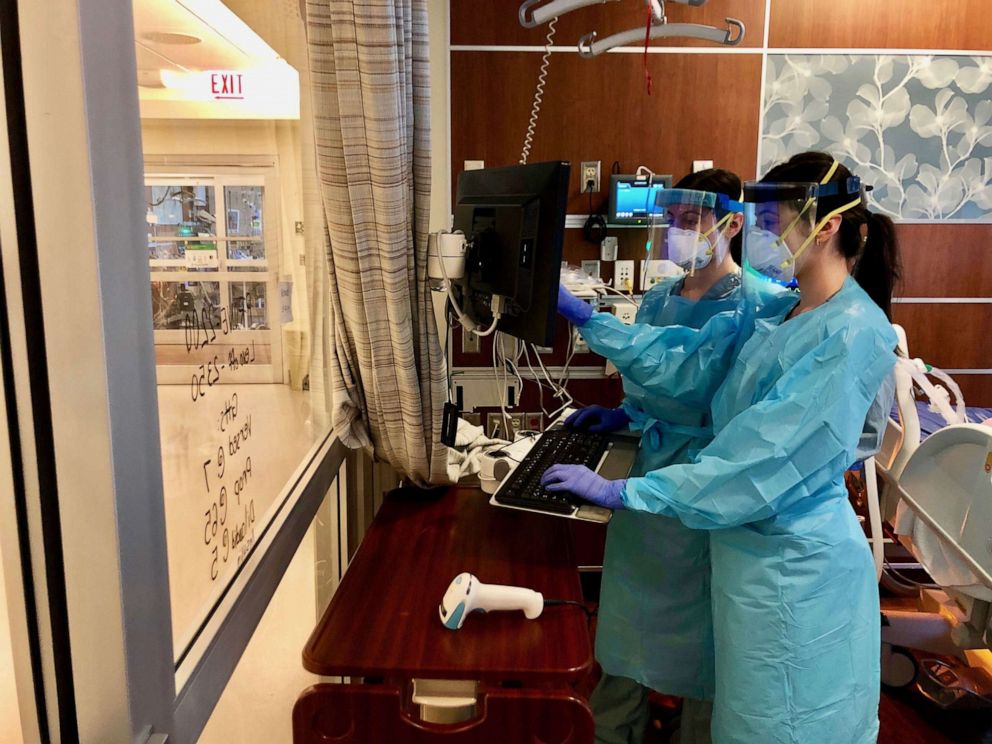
xmin=762 ymin=151 xmax=901 ymax=318
xmin=854 ymin=211 xmax=901 ymax=319
xmin=674 ymin=168 xmax=743 ymax=265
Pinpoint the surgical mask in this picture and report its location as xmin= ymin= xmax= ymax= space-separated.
xmin=746 ymin=227 xmax=795 ymax=282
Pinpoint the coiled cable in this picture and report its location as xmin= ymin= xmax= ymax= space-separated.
xmin=519 ymin=16 xmax=558 ymax=164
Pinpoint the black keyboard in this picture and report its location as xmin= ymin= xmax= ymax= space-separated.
xmin=494 ymin=428 xmax=611 ymax=515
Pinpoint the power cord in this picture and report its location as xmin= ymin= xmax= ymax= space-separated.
xmin=492 ymin=332 xmax=512 ymax=438
xmin=582 ymin=180 xmax=608 ymax=244
xmin=529 ymin=342 xmax=573 ymax=418
xmin=437 ymin=234 xmax=502 ymax=337
xmin=520 ymin=16 xmax=558 ymax=164
xmin=594 ymin=282 xmax=639 ymax=304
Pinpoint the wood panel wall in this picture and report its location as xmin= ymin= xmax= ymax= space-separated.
xmin=450 ymin=51 xmax=763 ymax=214
xmin=768 ymin=0 xmax=992 ymax=49
xmin=448 ymin=0 xmax=992 ymax=406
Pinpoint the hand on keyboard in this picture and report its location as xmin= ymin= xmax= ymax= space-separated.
xmin=540 ymin=465 xmax=626 ymax=510
xmin=564 ymin=405 xmax=630 ymax=434
xmin=493 ymin=429 xmax=611 ymax=515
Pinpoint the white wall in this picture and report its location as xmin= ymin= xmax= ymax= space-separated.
xmin=428 ymin=0 xmax=451 ymax=233
xmin=428 ymin=0 xmax=453 ymax=343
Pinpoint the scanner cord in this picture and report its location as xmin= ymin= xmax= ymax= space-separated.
xmin=544 ymin=599 xmax=596 ymax=618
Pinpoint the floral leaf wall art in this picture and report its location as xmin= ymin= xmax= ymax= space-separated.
xmin=761 ymin=55 xmax=992 ymax=221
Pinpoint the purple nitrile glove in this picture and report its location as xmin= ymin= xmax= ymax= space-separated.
xmin=564 ymin=405 xmax=631 ymax=434
xmin=558 ymin=284 xmax=594 ymax=326
xmin=540 ymin=464 xmax=626 ymax=510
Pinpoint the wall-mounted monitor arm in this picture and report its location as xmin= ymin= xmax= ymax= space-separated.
xmin=519 ymin=0 xmax=621 ymax=29
xmin=520 ymin=0 xmax=709 ymax=29
xmin=577 ymin=17 xmax=744 ymax=57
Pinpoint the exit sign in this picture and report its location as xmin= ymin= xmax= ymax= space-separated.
xmin=209 ymin=71 xmax=244 ymax=100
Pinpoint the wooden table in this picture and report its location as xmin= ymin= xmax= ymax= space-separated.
xmin=302 ymin=485 xmax=593 ymax=685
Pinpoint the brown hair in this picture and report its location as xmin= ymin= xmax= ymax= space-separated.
xmin=762 ymin=152 xmax=901 ymax=318
xmin=674 ymin=168 xmax=743 ymax=265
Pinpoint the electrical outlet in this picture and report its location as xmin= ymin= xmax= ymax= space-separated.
xmin=533 ymin=345 xmax=553 ymax=354
xmin=614 ymin=260 xmax=634 ymax=291
xmin=464 ymin=160 xmax=485 ymax=171
xmin=508 ymin=413 xmax=525 ymax=436
xmin=692 ymin=159 xmax=714 ymax=172
xmin=580 ymin=259 xmax=601 ymax=280
xmin=462 ymin=326 xmax=480 ymax=354
xmin=613 ymin=302 xmax=638 ymax=325
xmin=640 ymin=259 xmax=681 ymax=290
xmin=573 ymin=327 xmax=589 ymax=353
xmin=580 ymin=160 xmax=601 ymax=193
xmin=485 ymin=413 xmax=503 ymax=438
xmin=524 ymin=412 xmax=543 ymax=432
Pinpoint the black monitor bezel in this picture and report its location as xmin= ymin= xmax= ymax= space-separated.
xmin=452 ymin=161 xmax=570 ymax=347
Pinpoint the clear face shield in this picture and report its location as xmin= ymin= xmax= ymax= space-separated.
xmin=742 ymin=170 xmax=865 ymax=290
xmin=646 ymin=188 xmax=741 ymax=280
xmin=742 ymin=182 xmax=819 ymax=288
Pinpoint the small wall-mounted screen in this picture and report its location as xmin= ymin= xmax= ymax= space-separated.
xmin=608 ymin=174 xmax=673 ymax=226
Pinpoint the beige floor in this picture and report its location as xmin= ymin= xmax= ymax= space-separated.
xmin=198 ymin=518 xmax=329 ymax=744
xmin=0 ymin=505 xmax=334 ymax=744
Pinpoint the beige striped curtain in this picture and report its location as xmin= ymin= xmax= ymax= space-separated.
xmin=304 ymin=0 xmax=449 ymax=485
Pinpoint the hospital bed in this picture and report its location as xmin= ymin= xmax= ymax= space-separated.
xmin=865 ymin=325 xmax=992 ymax=707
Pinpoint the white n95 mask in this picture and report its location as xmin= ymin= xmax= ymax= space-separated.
xmin=666 ymin=227 xmax=713 ymax=271
xmin=746 ymin=227 xmax=795 ymax=282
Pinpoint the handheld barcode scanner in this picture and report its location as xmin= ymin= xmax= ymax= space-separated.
xmin=438 ymin=572 xmax=544 ymax=630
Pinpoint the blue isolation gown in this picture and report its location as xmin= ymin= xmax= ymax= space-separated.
xmin=620 ymin=277 xmax=897 ymax=743
xmin=591 ymin=272 xmax=739 ymax=699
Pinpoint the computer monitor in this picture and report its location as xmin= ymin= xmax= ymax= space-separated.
xmin=452 ymin=161 xmax=570 ymax=347
xmin=607 ymin=173 xmax=673 ymax=226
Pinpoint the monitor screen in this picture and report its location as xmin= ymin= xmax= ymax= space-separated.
xmin=608 ymin=174 xmax=673 ymax=226
xmin=452 ymin=161 xmax=569 ymax=347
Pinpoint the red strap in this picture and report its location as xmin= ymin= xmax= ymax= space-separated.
xmin=643 ymin=6 xmax=653 ymax=95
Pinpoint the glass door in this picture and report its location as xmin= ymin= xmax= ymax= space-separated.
xmin=146 ymin=171 xmax=283 ymax=385
xmin=4 ymin=0 xmax=352 ymax=741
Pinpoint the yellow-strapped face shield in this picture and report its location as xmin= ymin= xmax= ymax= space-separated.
xmin=646 ymin=188 xmax=743 ymax=280
xmin=742 ymin=162 xmax=864 ymax=286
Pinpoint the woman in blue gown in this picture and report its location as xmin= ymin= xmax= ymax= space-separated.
xmin=550 ymin=153 xmax=901 ymax=743
xmin=569 ymin=169 xmax=745 ymax=744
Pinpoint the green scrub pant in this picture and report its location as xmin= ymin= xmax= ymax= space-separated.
xmin=590 ymin=672 xmax=713 ymax=744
